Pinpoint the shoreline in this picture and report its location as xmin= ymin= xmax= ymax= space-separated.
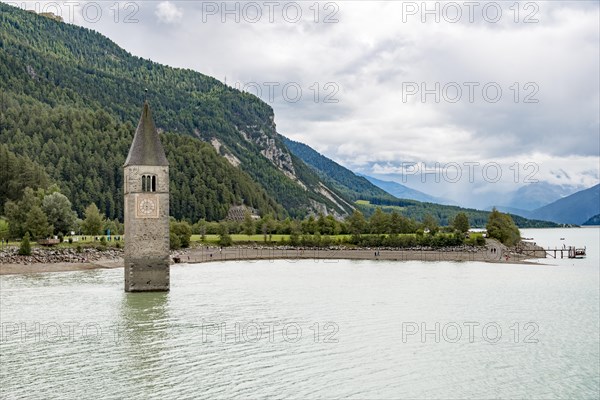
xmin=0 ymin=259 xmax=124 ymax=275
xmin=0 ymin=243 xmax=544 ymax=275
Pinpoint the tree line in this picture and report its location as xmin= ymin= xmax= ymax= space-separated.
xmin=3 ymin=182 xmax=520 ymax=253
xmin=3 ymin=186 xmax=123 ymax=241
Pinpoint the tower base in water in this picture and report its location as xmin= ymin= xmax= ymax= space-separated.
xmin=124 ymin=257 xmax=170 ymax=292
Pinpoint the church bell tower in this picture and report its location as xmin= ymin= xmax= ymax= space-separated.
xmin=123 ymin=101 xmax=170 ymax=292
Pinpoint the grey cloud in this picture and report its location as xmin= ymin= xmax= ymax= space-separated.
xmin=11 ymin=0 xmax=597 ymax=207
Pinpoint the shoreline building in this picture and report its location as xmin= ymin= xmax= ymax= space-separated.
xmin=123 ymin=101 xmax=170 ymax=292
xmin=226 ymin=204 xmax=261 ymax=222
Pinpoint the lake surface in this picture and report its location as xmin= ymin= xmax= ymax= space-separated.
xmin=1 ymin=228 xmax=599 ymax=399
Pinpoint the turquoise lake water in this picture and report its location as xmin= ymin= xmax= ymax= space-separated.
xmin=1 ymin=228 xmax=598 ymax=399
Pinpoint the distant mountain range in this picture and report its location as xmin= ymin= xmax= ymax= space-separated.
xmin=283 ymin=137 xmax=558 ymax=228
xmin=281 ymin=137 xmax=456 ymax=205
xmin=583 ymin=214 xmax=600 ymax=226
xmin=359 ymin=175 xmax=456 ymax=205
xmin=528 ymin=184 xmax=599 ymax=225
xmin=494 ymin=182 xmax=584 ymax=211
xmin=493 ymin=184 xmax=599 ymax=225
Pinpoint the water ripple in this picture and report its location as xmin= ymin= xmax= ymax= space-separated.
xmin=1 ymin=229 xmax=599 ymax=399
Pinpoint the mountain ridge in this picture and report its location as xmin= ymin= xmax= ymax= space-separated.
xmin=583 ymin=214 xmax=600 ymax=226
xmin=360 ymin=175 xmax=456 ymax=205
xmin=0 ymin=3 xmax=352 ymax=219
xmin=282 ymin=137 xmax=558 ymax=228
xmin=528 ymin=184 xmax=600 ymax=225
xmin=280 ymin=137 xmax=397 ymax=203
xmin=488 ymin=182 xmax=584 ymax=214
xmin=0 ymin=4 xmax=560 ymax=229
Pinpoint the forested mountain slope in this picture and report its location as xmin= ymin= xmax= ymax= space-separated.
xmin=0 ymin=3 xmax=351 ymax=220
xmin=281 ymin=136 xmax=396 ymax=203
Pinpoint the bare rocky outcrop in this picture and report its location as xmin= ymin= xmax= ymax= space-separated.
xmin=210 ymin=137 xmax=241 ymax=167
xmin=317 ymin=183 xmax=355 ymax=212
xmin=236 ymin=126 xmax=304 ymax=187
xmin=26 ymin=65 xmax=37 ymax=79
xmin=235 ymin=126 xmax=354 ymax=217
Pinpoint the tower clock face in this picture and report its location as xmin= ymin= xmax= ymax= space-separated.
xmin=135 ymin=195 xmax=159 ymax=218
xmin=139 ymin=199 xmax=156 ymax=215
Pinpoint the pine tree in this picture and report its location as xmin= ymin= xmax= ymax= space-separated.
xmin=347 ymin=210 xmax=367 ymax=236
xmin=218 ymin=223 xmax=233 ymax=247
xmin=289 ymin=220 xmax=301 ymax=246
xmin=81 ymin=203 xmax=104 ymax=235
xmin=452 ymin=212 xmax=470 ymax=233
xmin=18 ymin=232 xmax=31 ymax=256
xmin=369 ymin=207 xmax=389 ymax=234
xmin=25 ymin=206 xmax=51 ymax=240
xmin=242 ymin=210 xmax=255 ymax=236
xmin=261 ymin=213 xmax=275 ymax=242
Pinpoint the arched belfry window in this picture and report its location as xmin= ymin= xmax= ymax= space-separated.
xmin=141 ymin=175 xmax=157 ymax=192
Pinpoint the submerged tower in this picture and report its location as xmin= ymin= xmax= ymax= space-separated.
xmin=123 ymin=101 xmax=170 ymax=292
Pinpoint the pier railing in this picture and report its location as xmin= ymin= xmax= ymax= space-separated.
xmin=516 ymin=245 xmax=586 ymax=259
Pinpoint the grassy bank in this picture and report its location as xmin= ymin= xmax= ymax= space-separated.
xmin=1 ymin=232 xmax=485 ymax=251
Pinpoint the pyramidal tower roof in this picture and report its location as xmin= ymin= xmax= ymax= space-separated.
xmin=124 ymin=101 xmax=169 ymax=167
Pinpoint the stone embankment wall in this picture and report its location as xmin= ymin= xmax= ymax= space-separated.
xmin=0 ymin=248 xmax=123 ymax=265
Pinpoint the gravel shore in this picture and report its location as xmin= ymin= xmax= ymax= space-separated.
xmin=0 ymin=240 xmax=544 ymax=275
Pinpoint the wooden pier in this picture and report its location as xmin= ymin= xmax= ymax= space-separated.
xmin=516 ymin=244 xmax=586 ymax=259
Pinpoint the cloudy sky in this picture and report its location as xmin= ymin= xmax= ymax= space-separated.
xmin=6 ymin=1 xmax=599 ymax=207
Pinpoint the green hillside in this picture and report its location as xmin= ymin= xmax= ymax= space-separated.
xmin=281 ymin=136 xmax=397 ymax=203
xmin=0 ymin=144 xmax=50 ymax=203
xmin=354 ymin=200 xmax=555 ymax=228
xmin=0 ymin=3 xmax=351 ymax=220
xmin=0 ymin=100 xmax=282 ymax=220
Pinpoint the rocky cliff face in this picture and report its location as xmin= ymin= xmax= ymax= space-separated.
xmin=240 ymin=127 xmax=293 ymax=166
xmin=238 ymin=126 xmax=306 ymax=187
xmin=235 ymin=124 xmax=356 ymax=217
xmin=210 ymin=138 xmax=241 ymax=167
